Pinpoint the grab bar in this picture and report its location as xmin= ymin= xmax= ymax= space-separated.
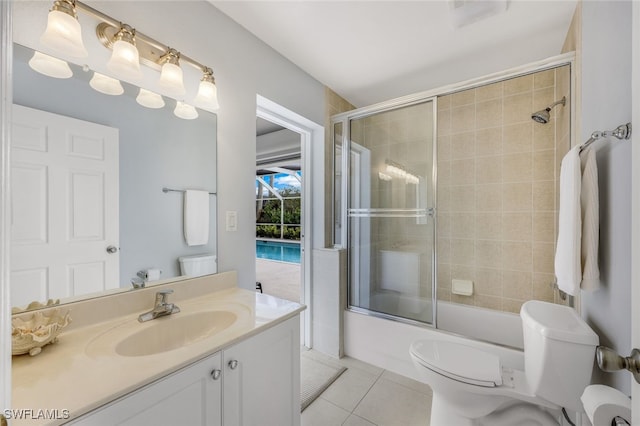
xmin=348 ymin=208 xmax=434 ymax=218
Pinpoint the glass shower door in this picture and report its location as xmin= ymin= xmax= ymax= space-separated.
xmin=346 ymin=100 xmax=436 ymax=325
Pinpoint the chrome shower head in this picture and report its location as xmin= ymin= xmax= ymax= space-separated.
xmin=531 ymin=96 xmax=566 ymax=124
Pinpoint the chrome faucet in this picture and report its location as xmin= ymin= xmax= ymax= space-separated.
xmin=138 ymin=289 xmax=180 ymax=322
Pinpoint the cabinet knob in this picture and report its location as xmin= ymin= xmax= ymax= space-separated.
xmin=210 ymin=369 xmax=221 ymax=380
xmin=228 ymin=359 xmax=238 ymax=370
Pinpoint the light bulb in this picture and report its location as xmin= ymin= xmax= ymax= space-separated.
xmin=174 ymin=101 xmax=198 ymax=120
xmin=194 ymin=69 xmax=220 ymax=111
xmin=136 ymin=88 xmax=165 ymax=109
xmin=158 ymin=49 xmax=185 ymax=96
xmin=89 ymin=72 xmax=124 ymax=96
xmin=28 ymin=51 xmax=72 ymax=79
xmin=107 ymin=26 xmax=142 ymax=80
xmin=39 ymin=2 xmax=88 ymax=58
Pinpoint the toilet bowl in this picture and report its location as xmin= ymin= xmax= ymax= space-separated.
xmin=410 ymin=300 xmax=599 ymax=425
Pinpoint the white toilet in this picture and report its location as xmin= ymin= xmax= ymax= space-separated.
xmin=178 ymin=253 xmax=217 ymax=277
xmin=410 ymin=300 xmax=599 ymax=425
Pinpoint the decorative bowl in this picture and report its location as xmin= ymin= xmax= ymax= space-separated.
xmin=12 ymin=309 xmax=72 ymax=356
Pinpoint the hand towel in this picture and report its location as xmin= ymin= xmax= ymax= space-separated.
xmin=580 ymin=147 xmax=600 ymax=290
xmin=184 ymin=190 xmax=209 ymax=246
xmin=554 ymin=146 xmax=582 ymax=296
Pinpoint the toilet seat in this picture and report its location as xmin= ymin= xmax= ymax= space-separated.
xmin=410 ymin=340 xmax=503 ymax=387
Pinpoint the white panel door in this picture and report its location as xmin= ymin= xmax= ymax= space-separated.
xmin=10 ymin=104 xmax=119 ymax=306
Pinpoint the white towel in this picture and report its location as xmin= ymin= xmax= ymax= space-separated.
xmin=580 ymin=147 xmax=600 ymax=290
xmin=184 ymin=190 xmax=209 ymax=246
xmin=555 ymin=146 xmax=582 ymax=296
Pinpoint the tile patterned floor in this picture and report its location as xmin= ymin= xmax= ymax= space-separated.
xmin=301 ymin=350 xmax=432 ymax=426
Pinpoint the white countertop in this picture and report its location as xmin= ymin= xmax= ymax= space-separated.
xmin=11 ymin=273 xmax=305 ymax=425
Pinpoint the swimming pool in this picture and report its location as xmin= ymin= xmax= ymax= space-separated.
xmin=256 ymin=240 xmax=301 ymax=263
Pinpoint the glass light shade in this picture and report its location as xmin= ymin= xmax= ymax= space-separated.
xmin=174 ymin=102 xmax=198 ymax=120
xmin=89 ymin=72 xmax=124 ymax=96
xmin=28 ymin=51 xmax=72 ymax=79
xmin=107 ymin=39 xmax=142 ymax=80
xmin=194 ymin=79 xmax=220 ymax=111
xmin=39 ymin=10 xmax=88 ymax=58
xmin=136 ymin=88 xmax=165 ymax=109
xmin=159 ymin=62 xmax=185 ymax=96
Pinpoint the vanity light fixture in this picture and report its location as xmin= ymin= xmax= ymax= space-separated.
xmin=136 ymin=88 xmax=165 ymax=109
xmin=174 ymin=101 xmax=199 ymax=120
xmin=194 ymin=68 xmax=220 ymax=111
xmin=28 ymin=51 xmax=73 ymax=79
xmin=159 ymin=49 xmax=186 ymax=96
xmin=39 ymin=0 xmax=88 ymax=58
xmin=89 ymin=72 xmax=124 ymax=96
xmin=38 ymin=0 xmax=220 ymax=112
xmin=106 ymin=24 xmax=142 ymax=80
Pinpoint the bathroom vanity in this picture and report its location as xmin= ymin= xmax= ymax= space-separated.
xmin=11 ymin=272 xmax=304 ymax=425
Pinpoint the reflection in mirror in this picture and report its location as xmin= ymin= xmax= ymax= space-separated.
xmin=11 ymin=43 xmax=217 ymax=311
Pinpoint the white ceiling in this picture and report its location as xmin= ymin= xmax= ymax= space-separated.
xmin=210 ymin=0 xmax=578 ymax=107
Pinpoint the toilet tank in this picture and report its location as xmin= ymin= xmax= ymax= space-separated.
xmin=178 ymin=254 xmax=217 ymax=277
xmin=521 ymin=301 xmax=599 ymax=411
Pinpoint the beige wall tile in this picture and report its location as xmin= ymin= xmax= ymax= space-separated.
xmin=503 ymin=212 xmax=532 ymax=241
xmin=502 ymin=270 xmax=532 ymax=299
xmin=451 ymin=238 xmax=475 ymax=266
xmin=450 ymin=89 xmax=476 ymax=107
xmin=437 ymin=135 xmax=451 ymax=162
xmin=476 ymin=184 xmax=503 ymax=211
xmin=438 ymin=187 xmax=451 ymax=212
xmin=476 ymin=156 xmax=503 ymax=184
xmin=438 ymin=161 xmax=451 ymax=187
xmin=437 ymin=212 xmax=451 ymax=238
xmin=437 ymin=287 xmax=452 ymax=302
xmin=503 ymin=182 xmax=532 ymax=211
xmin=503 ymin=123 xmax=533 ymax=153
xmin=504 ymin=74 xmax=533 ymax=96
xmin=437 ymin=263 xmax=451 ymax=289
xmin=476 ymin=240 xmax=502 ymax=269
xmin=476 ymin=212 xmax=502 ymax=240
xmin=476 ymin=82 xmax=503 ymax=102
xmin=533 ymin=87 xmax=556 ymax=112
xmin=533 ymin=121 xmax=555 ymax=151
xmin=451 ymin=294 xmax=475 ymax=306
xmin=451 ymin=159 xmax=476 ymax=185
xmin=475 ymin=268 xmax=503 ymax=296
xmin=503 ymin=153 xmax=533 ymax=183
xmin=450 ymin=131 xmax=475 ymax=159
xmin=476 ymin=99 xmax=503 ymax=129
xmin=451 ymin=264 xmax=475 ymax=281
xmin=438 ymin=95 xmax=451 ymax=111
xmin=502 ymin=241 xmax=532 ymax=271
xmin=476 ymin=295 xmax=503 ymax=310
xmin=533 ymin=150 xmax=555 ymax=181
xmin=533 ymin=212 xmax=555 ymax=242
xmin=533 ymin=272 xmax=555 ymax=303
xmin=533 ymin=242 xmax=555 ymax=273
xmin=437 ymin=238 xmax=451 ymax=264
xmin=533 ymin=180 xmax=555 ymax=211
xmin=476 ymin=127 xmax=503 ymax=156
xmin=437 ymin=110 xmax=451 ymax=136
xmin=503 ymin=93 xmax=533 ymax=125
xmin=451 ymin=212 xmax=476 ymax=238
xmin=451 ymin=105 xmax=476 ymax=133
xmin=503 ymin=298 xmax=525 ymax=314
xmin=450 ymin=185 xmax=475 ymax=211
xmin=534 ymin=69 xmax=555 ymax=89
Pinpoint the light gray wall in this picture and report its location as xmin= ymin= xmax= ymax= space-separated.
xmin=13 ymin=45 xmax=217 ymax=286
xmin=82 ymin=1 xmax=326 ymax=289
xmin=580 ymin=0 xmax=632 ymax=395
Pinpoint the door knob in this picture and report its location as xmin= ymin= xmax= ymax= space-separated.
xmin=106 ymin=245 xmax=119 ymax=254
xmin=228 ymin=359 xmax=238 ymax=370
xmin=596 ymin=346 xmax=640 ymax=384
xmin=210 ymin=369 xmax=221 ymax=380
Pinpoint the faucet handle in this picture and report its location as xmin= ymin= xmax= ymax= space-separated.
xmin=155 ymin=289 xmax=174 ymax=305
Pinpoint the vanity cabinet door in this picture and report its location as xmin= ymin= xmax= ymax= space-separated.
xmin=222 ymin=316 xmax=300 ymax=426
xmin=69 ymin=352 xmax=222 ymax=426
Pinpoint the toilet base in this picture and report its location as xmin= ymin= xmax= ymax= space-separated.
xmin=430 ymin=392 xmax=561 ymax=426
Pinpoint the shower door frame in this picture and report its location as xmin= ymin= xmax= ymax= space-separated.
xmin=333 ymin=97 xmax=440 ymax=328
xmin=332 ymin=51 xmax=576 ymax=331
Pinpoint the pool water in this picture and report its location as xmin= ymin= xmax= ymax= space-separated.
xmin=256 ymin=240 xmax=301 ymax=263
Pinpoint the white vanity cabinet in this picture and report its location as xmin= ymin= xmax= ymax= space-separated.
xmin=70 ymin=316 xmax=300 ymax=426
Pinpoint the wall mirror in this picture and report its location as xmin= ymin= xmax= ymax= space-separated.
xmin=10 ymin=42 xmax=218 ymax=312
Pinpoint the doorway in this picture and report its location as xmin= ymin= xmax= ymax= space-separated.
xmin=256 ymin=95 xmax=322 ymax=349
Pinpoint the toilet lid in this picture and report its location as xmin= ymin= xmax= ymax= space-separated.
xmin=410 ymin=340 xmax=503 ymax=387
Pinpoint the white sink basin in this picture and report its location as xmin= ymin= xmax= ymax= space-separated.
xmin=87 ymin=310 xmax=238 ymax=358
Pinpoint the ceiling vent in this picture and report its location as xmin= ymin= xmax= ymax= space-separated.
xmin=448 ymin=0 xmax=508 ymax=28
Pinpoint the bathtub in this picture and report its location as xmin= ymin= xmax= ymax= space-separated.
xmin=344 ymin=300 xmax=525 ymax=382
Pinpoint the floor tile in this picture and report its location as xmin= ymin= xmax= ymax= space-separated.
xmin=343 ymin=414 xmax=377 ymax=426
xmin=380 ymin=370 xmax=433 ymax=396
xmin=335 ymin=356 xmax=385 ymax=377
xmin=354 ymin=378 xmax=431 ymax=426
xmin=321 ymin=367 xmax=379 ymax=412
xmin=302 ymin=397 xmax=350 ymax=426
